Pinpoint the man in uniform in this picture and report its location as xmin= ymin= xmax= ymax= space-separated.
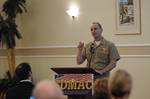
xmin=76 ymin=22 xmax=120 ymax=78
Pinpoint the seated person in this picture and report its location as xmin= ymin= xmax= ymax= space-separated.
xmin=109 ymin=69 xmax=132 ymax=99
xmin=92 ymin=77 xmax=110 ymax=99
xmin=32 ymin=80 xmax=65 ymax=99
xmin=6 ymin=62 xmax=34 ymax=99
xmin=85 ymin=77 xmax=110 ymax=99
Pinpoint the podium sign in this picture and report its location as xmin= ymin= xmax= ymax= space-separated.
xmin=55 ymin=74 xmax=93 ymax=95
xmin=51 ymin=67 xmax=98 ymax=95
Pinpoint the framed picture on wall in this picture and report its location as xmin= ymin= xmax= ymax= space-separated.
xmin=116 ymin=0 xmax=141 ymax=35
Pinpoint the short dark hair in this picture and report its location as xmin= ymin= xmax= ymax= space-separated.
xmin=15 ymin=62 xmax=31 ymax=80
xmin=92 ymin=22 xmax=103 ymax=29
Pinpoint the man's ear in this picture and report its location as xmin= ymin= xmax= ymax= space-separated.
xmin=101 ymin=28 xmax=103 ymax=33
xmin=29 ymin=71 xmax=33 ymax=81
xmin=29 ymin=71 xmax=32 ymax=76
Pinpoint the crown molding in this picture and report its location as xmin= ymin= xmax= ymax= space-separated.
xmin=16 ymin=44 xmax=150 ymax=49
xmin=1 ymin=55 xmax=150 ymax=58
xmin=1 ymin=44 xmax=150 ymax=50
xmin=116 ymin=44 xmax=150 ymax=47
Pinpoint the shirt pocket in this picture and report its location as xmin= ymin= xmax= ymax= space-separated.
xmin=97 ymin=48 xmax=109 ymax=60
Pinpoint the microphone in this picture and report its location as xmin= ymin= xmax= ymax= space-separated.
xmin=88 ymin=43 xmax=95 ymax=68
xmin=90 ymin=43 xmax=95 ymax=54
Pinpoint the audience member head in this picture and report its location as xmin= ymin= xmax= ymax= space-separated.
xmin=109 ymin=69 xmax=132 ymax=99
xmin=15 ymin=62 xmax=32 ymax=81
xmin=93 ymin=77 xmax=110 ymax=99
xmin=32 ymin=80 xmax=64 ymax=99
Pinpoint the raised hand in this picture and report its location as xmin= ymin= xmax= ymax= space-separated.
xmin=77 ymin=41 xmax=84 ymax=51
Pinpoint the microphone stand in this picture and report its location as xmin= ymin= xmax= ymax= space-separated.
xmin=88 ymin=43 xmax=95 ymax=68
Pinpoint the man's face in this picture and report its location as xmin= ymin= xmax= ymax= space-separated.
xmin=90 ymin=23 xmax=102 ymax=40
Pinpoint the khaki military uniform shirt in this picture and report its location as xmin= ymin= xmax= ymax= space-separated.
xmin=82 ymin=37 xmax=120 ymax=71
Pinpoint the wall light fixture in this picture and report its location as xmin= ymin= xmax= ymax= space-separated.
xmin=66 ymin=5 xmax=79 ymax=19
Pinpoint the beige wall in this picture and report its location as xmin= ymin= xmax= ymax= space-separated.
xmin=1 ymin=46 xmax=150 ymax=99
xmin=15 ymin=0 xmax=150 ymax=46
xmin=0 ymin=0 xmax=150 ymax=99
xmin=1 ymin=0 xmax=149 ymax=46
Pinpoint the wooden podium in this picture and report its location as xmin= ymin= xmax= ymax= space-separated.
xmin=51 ymin=67 xmax=99 ymax=96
